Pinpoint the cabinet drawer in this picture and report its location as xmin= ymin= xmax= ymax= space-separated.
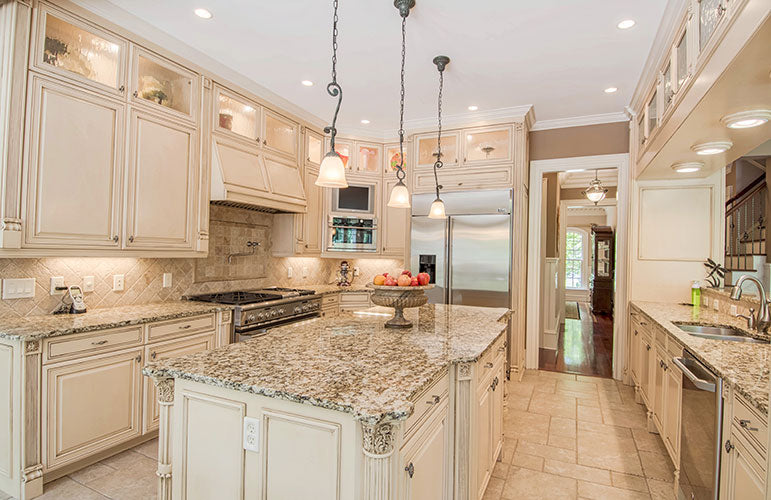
xmin=414 ymin=166 xmax=512 ymax=194
xmin=322 ymin=293 xmax=340 ymax=305
xmin=43 ymin=326 xmax=143 ymax=364
xmin=339 ymin=292 xmax=369 ymax=304
xmin=479 ymin=334 xmax=506 ymax=376
xmin=406 ymin=372 xmax=449 ymax=434
xmin=147 ymin=313 xmax=216 ymax=342
xmin=733 ymin=395 xmax=768 ymax=457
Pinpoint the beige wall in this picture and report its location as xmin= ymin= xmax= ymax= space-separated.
xmin=530 ymin=122 xmax=630 ymax=161
xmin=0 ymin=205 xmax=403 ymax=318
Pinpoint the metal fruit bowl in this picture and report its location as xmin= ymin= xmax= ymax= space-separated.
xmin=366 ymin=283 xmax=434 ymax=328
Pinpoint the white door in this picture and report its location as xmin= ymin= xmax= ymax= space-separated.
xmin=24 ymin=75 xmax=124 ymax=248
xmin=125 ymin=110 xmax=196 ymax=249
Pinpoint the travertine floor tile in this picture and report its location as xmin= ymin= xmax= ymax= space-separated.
xmin=517 ymin=440 xmax=577 ymax=463
xmin=577 ymin=420 xmax=633 ymax=438
xmin=502 ymin=469 xmax=577 ymax=499
xmin=646 ymin=478 xmax=676 ymax=500
xmin=548 ymin=433 xmax=577 ymax=450
xmin=612 ymin=471 xmax=651 ymax=492
xmin=132 ymin=438 xmax=159 ymax=460
xmin=577 ymin=480 xmax=651 ymax=499
xmin=539 ymin=371 xmax=578 ymax=382
xmin=528 ymin=396 xmax=577 ymax=419
xmin=68 ymin=462 xmax=117 ymax=485
xmin=557 ymin=380 xmax=598 ymax=394
xmin=639 ymin=450 xmax=675 ymax=482
xmin=511 ymin=452 xmax=544 ymax=471
xmin=37 ymin=477 xmax=107 ymax=500
xmin=577 ymin=405 xmax=603 ymax=423
xmin=543 ymin=459 xmax=611 ymax=485
xmin=85 ymin=453 xmax=158 ymax=500
xmin=576 ymin=430 xmax=643 ymax=475
xmin=549 ymin=416 xmax=577 ymax=438
xmin=492 ymin=461 xmax=510 ymax=479
xmin=602 ymin=408 xmax=648 ymax=429
xmin=631 ymin=428 xmax=669 ymax=454
xmin=482 ymin=476 xmax=505 ymax=500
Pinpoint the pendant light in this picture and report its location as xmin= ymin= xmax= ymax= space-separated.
xmin=582 ymin=169 xmax=609 ymax=205
xmin=387 ymin=0 xmax=415 ymax=209
xmin=428 ymin=55 xmax=449 ymax=219
xmin=315 ymin=0 xmax=347 ymax=188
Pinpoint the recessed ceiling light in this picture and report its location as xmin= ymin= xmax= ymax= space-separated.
xmin=301 ymin=80 xmax=314 ymax=87
xmin=691 ymin=140 xmax=733 ymax=155
xmin=617 ymin=19 xmax=635 ymax=29
xmin=720 ymin=110 xmax=771 ymax=129
xmin=194 ymin=8 xmax=213 ymax=19
xmin=468 ymin=105 xmax=478 ymax=111
xmin=360 ymin=119 xmax=370 ymax=124
xmin=604 ymin=87 xmax=618 ymax=94
xmin=672 ymin=161 xmax=703 ymax=174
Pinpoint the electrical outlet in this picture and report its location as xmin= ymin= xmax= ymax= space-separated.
xmin=82 ymin=276 xmax=95 ymax=293
xmin=703 ymin=297 xmax=710 ymax=307
xmin=287 ymin=267 xmax=293 ymax=279
xmin=712 ymin=299 xmax=719 ymax=311
xmin=50 ymin=276 xmax=65 ymax=296
xmin=2 ymin=278 xmax=35 ymax=299
xmin=162 ymin=273 xmax=172 ymax=288
xmin=302 ymin=266 xmax=309 ymax=278
xmin=113 ymin=274 xmax=125 ymax=292
xmin=243 ymin=416 xmax=260 ymax=452
xmin=730 ymin=305 xmax=738 ymax=316
xmin=354 ymin=266 xmax=360 ymax=277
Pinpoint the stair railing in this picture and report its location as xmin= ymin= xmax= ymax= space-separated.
xmin=725 ymin=173 xmax=766 ymax=272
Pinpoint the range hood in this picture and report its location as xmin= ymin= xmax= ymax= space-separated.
xmin=211 ymin=137 xmax=307 ymax=213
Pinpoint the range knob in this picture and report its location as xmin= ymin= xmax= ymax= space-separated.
xmin=302 ymin=305 xmax=310 ymax=312
xmin=294 ymin=306 xmax=302 ymax=314
xmin=257 ymin=312 xmax=266 ymax=321
xmin=271 ymin=310 xmax=278 ymax=318
xmin=278 ymin=308 xmax=285 ymax=315
xmin=247 ymin=313 xmax=256 ymax=323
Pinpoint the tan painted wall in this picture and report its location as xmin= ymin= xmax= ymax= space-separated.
xmin=544 ymin=173 xmax=560 ymax=258
xmin=530 ymin=122 xmax=630 ymax=161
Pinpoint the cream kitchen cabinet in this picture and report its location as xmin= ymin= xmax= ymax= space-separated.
xmin=271 ymin=165 xmax=323 ymax=256
xmin=125 ymin=110 xmax=197 ymax=250
xmin=415 ymin=131 xmax=460 ymax=169
xmin=321 ymin=293 xmax=340 ymax=318
xmin=262 ymin=108 xmax=299 ymax=160
xmin=652 ymin=346 xmax=666 ymax=432
xmin=414 ymin=165 xmax=513 ymax=194
xmin=32 ymin=4 xmax=128 ymax=98
xmin=325 ymin=138 xmax=382 ymax=179
xmin=629 ymin=316 xmax=641 ymax=385
xmin=23 ymin=74 xmax=125 ymax=249
xmin=381 ymin=178 xmax=409 ymax=257
xmin=663 ymin=354 xmax=682 ymax=461
xmin=461 ymin=126 xmax=512 ymax=165
xmin=42 ymin=347 xmax=144 ymax=472
xmin=143 ymin=332 xmax=216 ymax=433
xmin=305 ymin=129 xmax=324 ymax=167
xmin=638 ymin=331 xmax=653 ymax=407
xmin=130 ymin=46 xmax=199 ymax=124
xmin=475 ymin=377 xmax=492 ymax=498
xmin=400 ymin=396 xmax=449 ymax=500
xmin=339 ymin=292 xmax=371 ymax=312
xmin=723 ymin=430 xmax=766 ymax=500
xmin=384 ymin=143 xmax=407 ymax=175
xmin=214 ymin=84 xmax=262 ymax=144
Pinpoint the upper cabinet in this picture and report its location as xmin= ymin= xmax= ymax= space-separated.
xmin=462 ymin=126 xmax=513 ymax=165
xmin=130 ymin=47 xmax=198 ymax=123
xmin=305 ymin=129 xmax=323 ymax=167
xmin=33 ymin=5 xmax=127 ymax=97
xmin=699 ymin=0 xmax=726 ymax=50
xmin=384 ymin=143 xmax=406 ymax=175
xmin=324 ymin=138 xmax=381 ymax=178
xmin=356 ymin=143 xmax=382 ymax=175
xmin=416 ymin=132 xmax=459 ymax=168
xmin=263 ymin=109 xmax=298 ymax=160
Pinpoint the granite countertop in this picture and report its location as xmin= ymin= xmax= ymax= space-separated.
xmin=144 ymin=304 xmax=511 ymax=424
xmin=631 ymin=301 xmax=769 ymax=416
xmin=298 ymin=284 xmax=372 ymax=295
xmin=0 ymin=302 xmax=229 ymax=341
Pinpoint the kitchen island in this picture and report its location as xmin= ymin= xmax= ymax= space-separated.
xmin=143 ymin=304 xmax=511 ymax=500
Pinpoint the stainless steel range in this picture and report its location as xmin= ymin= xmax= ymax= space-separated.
xmin=186 ymin=287 xmax=322 ymax=342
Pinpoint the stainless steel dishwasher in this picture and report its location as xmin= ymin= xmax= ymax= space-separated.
xmin=672 ymin=350 xmax=723 ymax=500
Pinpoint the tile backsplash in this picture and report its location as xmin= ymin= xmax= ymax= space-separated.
xmin=0 ymin=205 xmax=404 ymax=318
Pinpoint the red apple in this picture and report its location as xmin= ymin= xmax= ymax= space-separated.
xmin=384 ymin=276 xmax=398 ymax=286
xmin=401 ymin=270 xmax=412 ymax=278
xmin=410 ymin=277 xmax=419 ymax=286
xmin=397 ymin=274 xmax=412 ymax=287
xmin=416 ymin=272 xmax=430 ymax=286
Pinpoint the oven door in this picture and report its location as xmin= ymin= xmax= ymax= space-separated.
xmin=232 ymin=312 xmax=321 ymax=343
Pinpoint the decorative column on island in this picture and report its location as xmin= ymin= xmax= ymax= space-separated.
xmin=361 ymin=421 xmax=398 ymax=499
xmin=153 ymin=377 xmax=174 ymax=500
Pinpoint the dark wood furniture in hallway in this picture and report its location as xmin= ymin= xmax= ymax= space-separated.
xmin=539 ymin=302 xmax=613 ymax=378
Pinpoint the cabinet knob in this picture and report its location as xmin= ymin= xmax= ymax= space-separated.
xmin=128 ymin=236 xmax=134 ymax=243
xmin=91 ymin=340 xmax=108 ymax=346
xmin=118 ymin=85 xmax=125 ymax=92
xmin=113 ymin=235 xmax=119 ymax=243
xmin=263 ymin=139 xmax=267 ymax=146
xmin=739 ymin=419 xmax=759 ymax=432
xmin=404 ymin=462 xmax=414 ymax=478
xmin=646 ymin=345 xmax=651 ymax=351
xmin=634 ymin=330 xmax=638 ymax=336
xmin=724 ymin=440 xmax=734 ymax=453
xmin=133 ymin=91 xmax=138 ymax=98
xmin=485 ymin=362 xmax=493 ymax=369
xmin=151 ymin=352 xmax=157 ymax=360
xmin=426 ymin=395 xmax=440 ymax=405
xmin=135 ymin=355 xmax=142 ymax=363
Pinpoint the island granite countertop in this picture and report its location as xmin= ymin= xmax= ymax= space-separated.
xmin=0 ymin=301 xmax=230 ymax=342
xmin=631 ymin=301 xmax=769 ymax=416
xmin=144 ymin=304 xmax=510 ymax=424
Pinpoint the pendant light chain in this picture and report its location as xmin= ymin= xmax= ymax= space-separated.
xmin=324 ymin=0 xmax=342 ymax=150
xmin=433 ymin=65 xmax=444 ymax=200
xmin=396 ymin=14 xmax=407 ymax=185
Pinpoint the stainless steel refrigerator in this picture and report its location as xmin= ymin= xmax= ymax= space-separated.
xmin=410 ymin=189 xmax=512 ymax=309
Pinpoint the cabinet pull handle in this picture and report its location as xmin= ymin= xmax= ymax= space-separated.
xmin=405 ymin=462 xmax=414 ymax=478
xmin=118 ymin=85 xmax=125 ymax=92
xmin=724 ymin=440 xmax=734 ymax=453
xmin=739 ymin=419 xmax=759 ymax=432
xmin=485 ymin=362 xmax=493 ymax=368
xmin=179 ymin=324 xmax=192 ymax=330
xmin=640 ymin=321 xmax=648 ymax=326
xmin=263 ymin=139 xmax=267 ymax=146
xmin=135 ymin=355 xmax=142 ymax=363
xmin=91 ymin=340 xmax=108 ymax=346
xmin=151 ymin=352 xmax=157 ymax=360
xmin=113 ymin=235 xmax=119 ymax=243
xmin=634 ymin=330 xmax=638 ymax=336
xmin=498 ymin=346 xmax=506 ymax=352
xmin=646 ymin=345 xmax=651 ymax=351
xmin=426 ymin=395 xmax=440 ymax=405
xmin=128 ymin=236 xmax=134 ymax=243
xmin=133 ymin=91 xmax=138 ymax=98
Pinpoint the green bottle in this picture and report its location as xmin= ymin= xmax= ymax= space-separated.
xmin=691 ymin=280 xmax=701 ymax=307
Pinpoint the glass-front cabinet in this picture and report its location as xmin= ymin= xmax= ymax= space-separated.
xmin=416 ymin=132 xmax=459 ymax=168
xmin=356 ymin=143 xmax=381 ymax=175
xmin=384 ymin=143 xmax=407 ymax=175
xmin=663 ymin=62 xmax=673 ymax=108
xmin=305 ymin=129 xmax=323 ymax=166
xmin=675 ymin=30 xmax=688 ymax=90
xmin=214 ymin=88 xmax=261 ymax=142
xmin=462 ymin=127 xmax=512 ymax=164
xmin=699 ymin=0 xmax=725 ymax=50
xmin=647 ymin=91 xmax=658 ymax=136
xmin=34 ymin=6 xmax=127 ymax=95
xmin=131 ymin=48 xmax=197 ymax=121
xmin=263 ymin=110 xmax=298 ymax=159
xmin=329 ymin=140 xmax=353 ymax=171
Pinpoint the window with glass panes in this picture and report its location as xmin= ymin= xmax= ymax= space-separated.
xmin=565 ymin=230 xmax=585 ymax=289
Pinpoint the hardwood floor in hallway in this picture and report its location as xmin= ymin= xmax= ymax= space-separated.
xmin=539 ymin=302 xmax=614 ymax=378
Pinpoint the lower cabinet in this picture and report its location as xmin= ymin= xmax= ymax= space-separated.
xmin=638 ymin=334 xmax=653 ymax=406
xmin=651 ymin=347 xmax=666 ymax=432
xmin=663 ymin=357 xmax=682 ymax=459
xmin=400 ymin=398 xmax=449 ymax=500
xmin=723 ymin=430 xmax=766 ymax=500
xmin=143 ymin=332 xmax=216 ymax=433
xmin=475 ymin=381 xmax=492 ymax=498
xmin=43 ymin=347 xmax=144 ymax=471
xmin=339 ymin=292 xmax=371 ymax=312
xmin=475 ymin=344 xmax=505 ymax=499
xmin=321 ymin=293 xmax=340 ymax=318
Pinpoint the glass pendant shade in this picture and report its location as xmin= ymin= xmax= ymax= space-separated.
xmin=315 ymin=151 xmax=347 ymax=188
xmin=583 ymin=179 xmax=608 ymax=204
xmin=428 ymin=198 xmax=446 ymax=219
xmin=387 ymin=181 xmax=411 ymax=208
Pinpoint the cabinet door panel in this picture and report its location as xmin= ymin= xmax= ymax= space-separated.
xmin=25 ymin=76 xmax=123 ymax=247
xmin=402 ymin=408 xmax=448 ymax=500
xmin=639 ymin=338 xmax=652 ymax=405
xmin=664 ymin=361 xmax=681 ymax=461
xmin=727 ymin=435 xmax=765 ymax=500
xmin=463 ymin=127 xmax=512 ymax=164
xmin=143 ymin=333 xmax=215 ymax=433
xmin=44 ymin=348 xmax=143 ymax=470
xmin=476 ymin=386 xmax=492 ymax=498
xmin=126 ymin=112 xmax=196 ymax=249
xmin=303 ymin=169 xmax=323 ymax=254
xmin=653 ymin=349 xmax=665 ymax=432
xmin=382 ymin=179 xmax=408 ymax=256
xmin=384 ymin=143 xmax=406 ymax=175
xmin=131 ymin=47 xmax=198 ymax=121
xmin=214 ymin=87 xmax=261 ymax=142
xmin=263 ymin=110 xmax=298 ymax=159
xmin=305 ymin=130 xmax=323 ymax=166
xmin=416 ymin=132 xmax=459 ymax=168
xmin=356 ymin=143 xmax=381 ymax=175
xmin=264 ymin=155 xmax=305 ymax=203
xmin=491 ymin=364 xmax=504 ymax=463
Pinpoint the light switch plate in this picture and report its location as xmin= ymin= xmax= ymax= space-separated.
xmin=50 ymin=276 xmax=65 ymax=296
xmin=82 ymin=276 xmax=95 ymax=293
xmin=113 ymin=274 xmax=125 ymax=292
xmin=162 ymin=273 xmax=172 ymax=288
xmin=287 ymin=267 xmax=293 ymax=279
xmin=302 ymin=267 xmax=309 ymax=278
xmin=243 ymin=416 xmax=260 ymax=452
xmin=2 ymin=278 xmax=35 ymax=299
xmin=712 ymin=299 xmax=719 ymax=311
xmin=730 ymin=305 xmax=738 ymax=316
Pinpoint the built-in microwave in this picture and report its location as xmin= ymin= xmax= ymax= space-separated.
xmin=327 ymin=216 xmax=378 ymax=252
xmin=331 ymin=183 xmax=376 ymax=214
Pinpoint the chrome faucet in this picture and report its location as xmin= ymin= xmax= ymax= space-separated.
xmin=730 ymin=275 xmax=771 ymax=332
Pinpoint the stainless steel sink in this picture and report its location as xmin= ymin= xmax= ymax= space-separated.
xmin=673 ymin=323 xmax=769 ymax=343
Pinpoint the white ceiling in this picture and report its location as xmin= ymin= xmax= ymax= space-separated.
xmin=559 ymin=168 xmax=618 ymax=188
xmin=101 ymin=0 xmax=667 ymax=137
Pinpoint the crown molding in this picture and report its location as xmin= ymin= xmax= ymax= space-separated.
xmin=402 ymin=105 xmax=535 ymax=135
xmin=530 ymin=112 xmax=629 ymax=131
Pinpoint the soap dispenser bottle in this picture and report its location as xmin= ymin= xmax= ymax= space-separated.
xmin=691 ymin=280 xmax=701 ymax=307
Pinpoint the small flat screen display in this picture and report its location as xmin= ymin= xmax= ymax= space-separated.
xmin=337 ymin=186 xmax=371 ymax=212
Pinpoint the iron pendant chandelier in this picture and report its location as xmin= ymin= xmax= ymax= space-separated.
xmin=582 ymin=169 xmax=609 ymax=205
xmin=315 ymin=0 xmax=347 ymax=188
xmin=428 ymin=55 xmax=449 ymax=219
xmin=386 ymin=0 xmax=415 ymax=209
